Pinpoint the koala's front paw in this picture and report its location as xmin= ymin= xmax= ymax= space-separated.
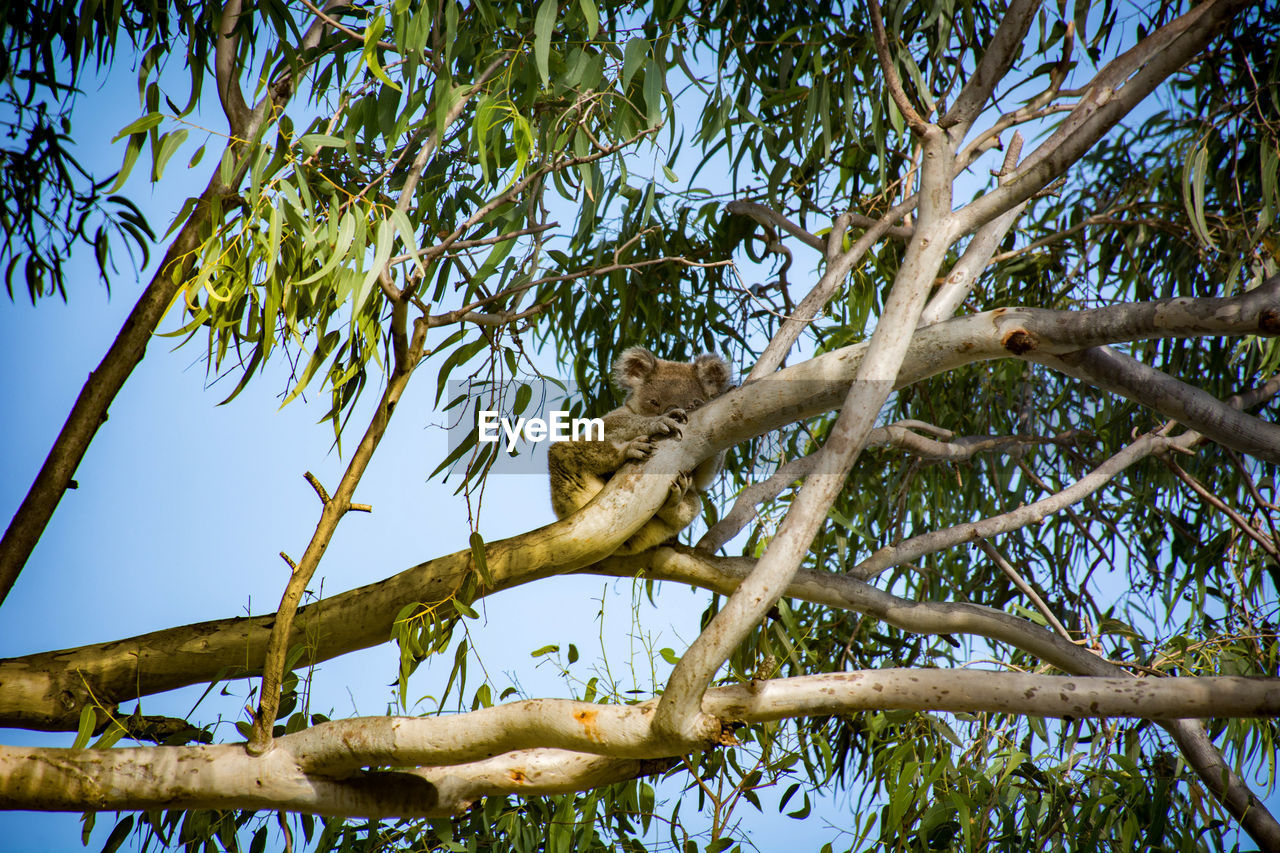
xmin=664 ymin=407 xmax=688 ymax=424
xmin=649 ymin=413 xmax=684 ymax=439
xmin=623 ymin=436 xmax=658 ymax=461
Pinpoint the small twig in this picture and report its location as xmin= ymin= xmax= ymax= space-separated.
xmin=279 ymin=552 xmax=298 ymax=571
xmin=387 ymin=222 xmax=557 ymax=266
xmin=977 ymin=539 xmax=1074 ymax=642
xmin=423 ymin=254 xmax=731 ymax=327
xmin=303 ymin=472 xmax=330 ymax=504
xmin=1162 ymin=458 xmax=1279 ymax=559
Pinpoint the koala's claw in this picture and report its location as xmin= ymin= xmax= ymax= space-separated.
xmin=624 ymin=437 xmax=657 ymax=461
xmin=665 ymin=471 xmax=693 ymax=508
xmin=664 ymin=407 xmax=688 ymax=424
xmin=651 ymin=414 xmax=684 ymax=439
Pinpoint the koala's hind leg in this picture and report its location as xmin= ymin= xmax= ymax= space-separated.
xmin=616 ymin=481 xmax=702 ymax=555
xmin=657 ymin=472 xmax=696 ymax=527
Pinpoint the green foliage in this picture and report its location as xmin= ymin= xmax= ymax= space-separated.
xmin=0 ymin=0 xmax=219 ymax=301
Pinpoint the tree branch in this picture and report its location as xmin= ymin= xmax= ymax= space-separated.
xmin=248 ymin=313 xmax=430 ymax=753
xmin=1034 ymin=344 xmax=1280 ymax=463
xmin=725 ymin=200 xmax=825 ymax=253
xmin=851 ymin=428 xmax=1172 ymax=579
xmin=920 ymin=133 xmax=1026 ymax=324
xmin=4 ymin=671 xmax=1277 ymax=816
xmin=214 ymin=0 xmax=251 ymax=132
xmin=652 ymin=128 xmax=960 ymax=741
xmin=867 ymin=0 xmax=931 ymax=133
xmin=957 ymin=0 xmax=1249 ymax=235
xmin=939 ymin=0 xmax=1040 ymax=134
xmin=699 ymin=421 xmax=1083 ymax=552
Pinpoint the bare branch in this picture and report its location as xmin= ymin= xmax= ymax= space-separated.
xmin=248 ymin=309 xmax=431 ymax=753
xmin=940 ymin=0 xmax=1041 ymax=133
xmin=977 ymin=540 xmax=1073 ymax=640
xmin=388 ymin=223 xmax=557 ymax=266
xmin=826 ymin=212 xmax=852 ymax=262
xmin=699 ymin=455 xmax=817 ymax=553
xmin=957 ymin=0 xmax=1250 ymax=235
xmin=955 ymin=20 xmax=1074 ymax=166
xmin=921 ymin=133 xmax=1026 ymax=325
xmin=699 ymin=424 xmax=1084 ymax=552
xmin=867 ymin=0 xmax=931 ymax=133
xmin=851 ymin=429 xmax=1173 ymax=579
xmin=1036 ymin=345 xmax=1280 ymax=463
xmin=653 ymin=129 xmax=961 ymax=741
xmin=725 ymin=201 xmax=825 ymax=253
xmin=214 ymin=0 xmax=251 ymax=132
xmin=4 ymin=672 xmax=1277 ymax=816
xmin=1163 ymin=459 xmax=1279 ymax=558
xmin=746 ymin=192 xmax=920 ymax=379
xmin=397 ymin=54 xmax=508 ymax=214
xmin=303 ymin=472 xmax=329 ymax=504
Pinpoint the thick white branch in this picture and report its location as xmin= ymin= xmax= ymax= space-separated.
xmin=4 ymin=671 xmax=1276 ymax=817
xmin=921 ymin=134 xmax=1027 ymax=324
xmin=940 ymin=0 xmax=1040 ymax=135
xmin=958 ymin=0 xmax=1247 ymax=235
xmin=653 ymin=128 xmax=962 ymax=740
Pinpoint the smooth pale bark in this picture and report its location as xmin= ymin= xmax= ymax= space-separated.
xmin=652 ymin=127 xmax=960 ymax=740
xmin=3 ymin=671 xmax=1277 ymax=817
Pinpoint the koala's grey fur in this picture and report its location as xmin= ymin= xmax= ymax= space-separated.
xmin=548 ymin=346 xmax=732 ymax=553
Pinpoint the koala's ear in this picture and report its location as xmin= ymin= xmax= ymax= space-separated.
xmin=693 ymin=354 xmax=732 ymax=394
xmin=613 ymin=346 xmax=658 ymax=391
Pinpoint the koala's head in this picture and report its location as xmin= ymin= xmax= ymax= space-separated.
xmin=613 ymin=346 xmax=732 ymax=416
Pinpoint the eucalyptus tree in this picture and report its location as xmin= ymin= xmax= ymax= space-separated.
xmin=1 ymin=0 xmax=1278 ymax=850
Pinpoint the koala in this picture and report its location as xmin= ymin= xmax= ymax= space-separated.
xmin=548 ymin=346 xmax=733 ymax=554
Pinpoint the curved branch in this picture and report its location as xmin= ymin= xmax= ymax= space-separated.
xmin=957 ymin=0 xmax=1249 ymax=235
xmin=699 ymin=422 xmax=1083 ymax=552
xmin=726 ymin=201 xmax=825 ymax=253
xmin=850 ymin=429 xmax=1172 ymax=579
xmin=4 ymin=671 xmax=1277 ymax=816
xmin=214 ymin=0 xmax=251 ymax=132
xmin=1035 ymin=344 xmax=1280 ymax=463
xmin=867 ymin=0 xmax=931 ymax=133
